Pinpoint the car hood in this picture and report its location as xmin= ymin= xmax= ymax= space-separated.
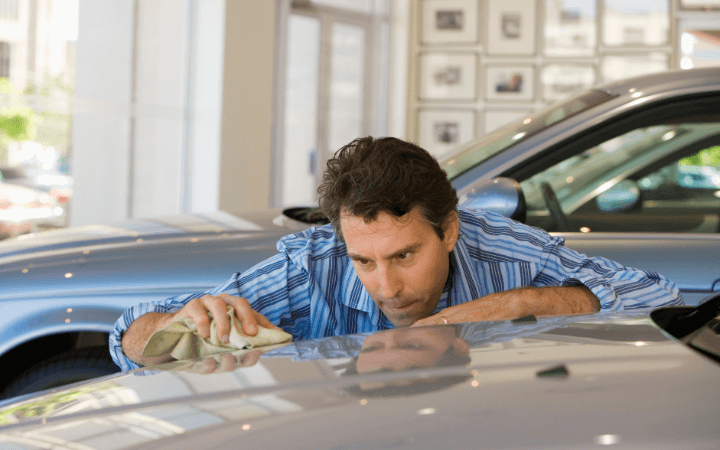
xmin=0 ymin=312 xmax=717 ymax=449
xmin=0 ymin=209 xmax=318 ymax=298
xmin=0 ymin=209 xmax=309 ymax=257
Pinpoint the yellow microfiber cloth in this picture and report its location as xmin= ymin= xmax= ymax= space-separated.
xmin=142 ymin=306 xmax=293 ymax=360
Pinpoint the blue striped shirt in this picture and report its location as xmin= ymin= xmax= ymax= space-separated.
xmin=110 ymin=208 xmax=683 ymax=371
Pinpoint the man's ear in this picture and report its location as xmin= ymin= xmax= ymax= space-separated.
xmin=442 ymin=210 xmax=460 ymax=252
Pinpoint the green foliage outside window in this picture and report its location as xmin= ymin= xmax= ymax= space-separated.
xmin=679 ymin=146 xmax=720 ymax=167
xmin=0 ymin=78 xmax=36 ymax=162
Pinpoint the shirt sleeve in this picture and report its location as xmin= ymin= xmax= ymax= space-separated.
xmin=109 ymin=252 xmax=312 ymax=372
xmin=536 ymin=235 xmax=684 ymax=311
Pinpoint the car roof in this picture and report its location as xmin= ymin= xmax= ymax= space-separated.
xmin=599 ymin=67 xmax=720 ymax=96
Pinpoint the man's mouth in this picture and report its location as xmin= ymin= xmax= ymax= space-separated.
xmin=382 ymin=298 xmax=416 ymax=311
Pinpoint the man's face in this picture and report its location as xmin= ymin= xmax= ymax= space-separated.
xmin=341 ymin=207 xmax=458 ymax=327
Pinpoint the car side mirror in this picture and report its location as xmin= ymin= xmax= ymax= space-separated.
xmin=458 ymin=177 xmax=527 ymax=223
xmin=596 ymin=180 xmax=641 ymax=213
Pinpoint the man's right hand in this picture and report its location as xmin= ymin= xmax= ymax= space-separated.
xmin=121 ymin=294 xmax=280 ymax=367
xmin=174 ymin=293 xmax=281 ymax=343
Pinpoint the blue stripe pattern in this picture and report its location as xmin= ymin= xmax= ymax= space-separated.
xmin=109 ymin=207 xmax=683 ymax=371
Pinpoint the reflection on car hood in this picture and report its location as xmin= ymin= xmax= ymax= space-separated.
xmin=0 ymin=312 xmax=717 ymax=449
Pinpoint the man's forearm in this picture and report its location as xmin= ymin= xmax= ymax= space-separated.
xmin=413 ymin=285 xmax=600 ymax=326
xmin=121 ymin=312 xmax=176 ymax=367
xmin=500 ymin=285 xmax=601 ymax=317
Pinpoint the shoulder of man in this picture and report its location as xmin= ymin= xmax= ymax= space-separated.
xmin=456 ymin=206 xmax=562 ymax=252
xmin=276 ymin=223 xmax=348 ymax=262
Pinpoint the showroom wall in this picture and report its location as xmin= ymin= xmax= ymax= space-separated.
xmin=406 ymin=0 xmax=720 ymax=158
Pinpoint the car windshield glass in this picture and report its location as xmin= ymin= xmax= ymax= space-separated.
xmin=521 ymin=123 xmax=720 ymax=214
xmin=440 ymin=89 xmax=616 ymax=180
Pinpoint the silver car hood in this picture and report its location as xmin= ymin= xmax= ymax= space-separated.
xmin=0 ymin=209 xmax=307 ymax=257
xmin=0 ymin=209 xmax=316 ymax=300
xmin=0 ymin=312 xmax=717 ymax=449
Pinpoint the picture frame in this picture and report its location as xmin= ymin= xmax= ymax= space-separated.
xmin=484 ymin=109 xmax=532 ymax=134
xmin=421 ymin=0 xmax=480 ymax=44
xmin=418 ymin=109 xmax=477 ymax=158
xmin=419 ymin=52 xmax=478 ymax=101
xmin=602 ymin=0 xmax=669 ymax=47
xmin=543 ymin=0 xmax=596 ymax=57
xmin=485 ymin=65 xmax=535 ymax=101
xmin=487 ymin=0 xmax=536 ymax=55
xmin=679 ymin=0 xmax=720 ymax=10
xmin=600 ymin=53 xmax=669 ymax=83
xmin=541 ymin=64 xmax=596 ymax=101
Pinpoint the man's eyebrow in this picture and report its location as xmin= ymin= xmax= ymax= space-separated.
xmin=347 ymin=243 xmax=422 ymax=261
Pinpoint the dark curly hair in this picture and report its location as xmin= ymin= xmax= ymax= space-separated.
xmin=317 ymin=136 xmax=458 ymax=241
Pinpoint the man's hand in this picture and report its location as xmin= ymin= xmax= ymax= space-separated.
xmin=172 ymin=293 xmax=281 ymax=342
xmin=412 ymin=285 xmax=600 ymax=326
xmin=121 ymin=294 xmax=280 ymax=367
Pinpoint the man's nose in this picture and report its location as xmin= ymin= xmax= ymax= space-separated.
xmin=378 ymin=264 xmax=402 ymax=299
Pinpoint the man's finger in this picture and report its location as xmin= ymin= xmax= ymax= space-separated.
xmin=253 ymin=311 xmax=282 ymax=331
xmin=228 ymin=296 xmax=259 ymax=336
xmin=178 ymin=298 xmax=212 ymax=339
xmin=202 ymin=295 xmax=233 ymax=343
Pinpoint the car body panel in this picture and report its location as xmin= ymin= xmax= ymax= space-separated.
xmin=0 ymin=312 xmax=718 ymax=449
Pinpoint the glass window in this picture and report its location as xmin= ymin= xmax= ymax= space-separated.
xmin=440 ymin=89 xmax=615 ymax=180
xmin=520 ymin=122 xmax=720 ymax=233
xmin=281 ymin=15 xmax=321 ymax=207
xmin=328 ymin=23 xmax=366 ymax=153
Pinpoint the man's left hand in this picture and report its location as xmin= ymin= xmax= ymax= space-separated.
xmin=412 ymin=285 xmax=600 ymax=327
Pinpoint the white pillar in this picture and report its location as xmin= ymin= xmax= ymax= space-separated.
xmin=70 ymin=0 xmax=133 ymax=226
xmin=70 ymin=0 xmax=276 ymax=226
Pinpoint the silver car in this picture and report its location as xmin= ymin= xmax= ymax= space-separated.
xmin=1 ymin=68 xmax=720 ymax=399
xmin=0 ymin=297 xmax=718 ymax=449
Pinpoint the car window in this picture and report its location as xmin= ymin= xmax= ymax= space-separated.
xmin=440 ymin=89 xmax=616 ymax=180
xmin=520 ymin=122 xmax=720 ymax=233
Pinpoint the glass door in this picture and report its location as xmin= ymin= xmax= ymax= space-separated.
xmin=278 ymin=1 xmax=387 ymax=207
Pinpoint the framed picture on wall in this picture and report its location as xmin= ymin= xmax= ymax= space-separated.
xmin=600 ymin=53 xmax=669 ymax=83
xmin=421 ymin=0 xmax=480 ymax=44
xmin=602 ymin=0 xmax=669 ymax=47
xmin=418 ymin=109 xmax=477 ymax=157
xmin=419 ymin=53 xmax=478 ymax=101
xmin=543 ymin=0 xmax=596 ymax=57
xmin=485 ymin=65 xmax=535 ymax=101
xmin=541 ymin=64 xmax=596 ymax=101
xmin=484 ymin=109 xmax=532 ymax=134
xmin=487 ymin=0 xmax=536 ymax=55
xmin=680 ymin=0 xmax=720 ymax=9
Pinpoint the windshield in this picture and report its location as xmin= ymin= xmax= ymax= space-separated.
xmin=440 ymin=89 xmax=616 ymax=180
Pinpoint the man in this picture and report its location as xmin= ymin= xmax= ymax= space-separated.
xmin=111 ymin=136 xmax=682 ymax=371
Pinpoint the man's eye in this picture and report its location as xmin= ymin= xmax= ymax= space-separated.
xmin=397 ymin=253 xmax=409 ymax=260
xmin=358 ymin=259 xmax=370 ymax=265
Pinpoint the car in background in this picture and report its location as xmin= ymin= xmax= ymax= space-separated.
xmin=0 ymin=166 xmax=72 ymax=222
xmin=1 ymin=67 xmax=720 ymax=399
xmin=0 ymin=180 xmax=63 ymax=240
xmin=0 ymin=296 xmax=718 ymax=449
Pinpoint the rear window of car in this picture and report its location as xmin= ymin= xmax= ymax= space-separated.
xmin=441 ymin=89 xmax=617 ymax=180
